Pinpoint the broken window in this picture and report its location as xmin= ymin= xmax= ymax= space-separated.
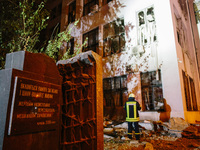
xmin=182 ymin=71 xmax=198 ymax=111
xmin=68 ymin=0 xmax=76 ymax=24
xmin=103 ymin=75 xmax=127 ymax=107
xmin=189 ymin=77 xmax=198 ymax=111
xmin=83 ymin=27 xmax=99 ymax=52
xmin=83 ymin=0 xmax=99 ymax=16
xmin=182 ymin=71 xmax=192 ymax=111
xmin=137 ymin=6 xmax=157 ymax=46
xmin=141 ymin=70 xmax=164 ymax=111
xmin=103 ymin=18 xmax=125 ymax=57
xmin=67 ymin=38 xmax=74 ymax=55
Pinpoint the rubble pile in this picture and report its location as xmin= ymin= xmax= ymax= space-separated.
xmin=103 ymin=117 xmax=200 ymax=150
xmin=182 ymin=125 xmax=200 ymax=138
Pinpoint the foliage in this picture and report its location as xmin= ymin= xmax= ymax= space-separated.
xmin=0 ymin=0 xmax=19 ymax=69
xmin=0 ymin=0 xmax=49 ymax=69
xmin=17 ymin=0 xmax=49 ymax=52
xmin=44 ymin=20 xmax=88 ymax=61
xmin=0 ymin=0 xmax=86 ymax=69
xmin=60 ymin=39 xmax=88 ymax=60
xmin=44 ymin=21 xmax=78 ymax=61
xmin=7 ymin=0 xmax=49 ymax=52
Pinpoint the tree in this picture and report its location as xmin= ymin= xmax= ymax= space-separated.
xmin=0 ymin=0 xmax=49 ymax=69
xmin=0 ymin=0 xmax=86 ymax=69
xmin=0 ymin=0 xmax=21 ymax=69
xmin=44 ymin=20 xmax=88 ymax=61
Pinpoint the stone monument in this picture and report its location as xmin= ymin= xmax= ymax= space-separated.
xmin=57 ymin=51 xmax=103 ymax=150
xmin=0 ymin=51 xmax=62 ymax=150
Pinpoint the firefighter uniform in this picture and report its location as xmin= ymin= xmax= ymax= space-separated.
xmin=124 ymin=94 xmax=141 ymax=140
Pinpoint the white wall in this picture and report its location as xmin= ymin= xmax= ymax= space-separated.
xmin=157 ymin=0 xmax=185 ymax=118
xmin=121 ymin=0 xmax=185 ymax=119
xmin=64 ymin=0 xmax=200 ymax=121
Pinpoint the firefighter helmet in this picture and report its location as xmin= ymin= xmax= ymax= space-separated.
xmin=129 ymin=94 xmax=135 ymax=98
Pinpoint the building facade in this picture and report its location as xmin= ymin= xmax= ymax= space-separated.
xmin=59 ymin=0 xmax=200 ymax=123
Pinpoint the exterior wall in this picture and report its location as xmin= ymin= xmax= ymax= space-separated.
xmin=60 ymin=0 xmax=200 ymax=123
xmin=170 ymin=0 xmax=200 ymax=123
xmin=188 ymin=0 xmax=200 ymax=79
xmin=187 ymin=0 xmax=200 ymax=123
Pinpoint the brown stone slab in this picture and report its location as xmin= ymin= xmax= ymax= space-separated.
xmin=8 ymin=76 xmax=60 ymax=135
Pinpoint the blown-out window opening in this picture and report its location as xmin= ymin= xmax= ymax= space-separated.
xmin=137 ymin=6 xmax=157 ymax=46
xmin=83 ymin=0 xmax=99 ymax=16
xmin=182 ymin=71 xmax=198 ymax=111
xmin=103 ymin=75 xmax=127 ymax=107
xmin=141 ymin=70 xmax=164 ymax=111
xmin=103 ymin=18 xmax=125 ymax=57
xmin=83 ymin=27 xmax=99 ymax=53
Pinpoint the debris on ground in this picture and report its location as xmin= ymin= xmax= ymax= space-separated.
xmin=103 ymin=117 xmax=200 ymax=150
xmin=182 ymin=125 xmax=200 ymax=138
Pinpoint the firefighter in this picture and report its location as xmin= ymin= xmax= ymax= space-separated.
xmin=124 ymin=93 xmax=141 ymax=140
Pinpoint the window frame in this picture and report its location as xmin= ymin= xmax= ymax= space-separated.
xmin=103 ymin=18 xmax=125 ymax=57
xmin=182 ymin=71 xmax=198 ymax=111
xmin=189 ymin=77 xmax=198 ymax=111
xmin=136 ymin=5 xmax=157 ymax=46
xmin=67 ymin=38 xmax=75 ymax=55
xmin=103 ymin=75 xmax=127 ymax=107
xmin=140 ymin=70 xmax=164 ymax=111
xmin=83 ymin=27 xmax=99 ymax=52
xmin=83 ymin=0 xmax=99 ymax=16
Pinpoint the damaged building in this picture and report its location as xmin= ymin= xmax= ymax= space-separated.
xmin=56 ymin=0 xmax=200 ymax=124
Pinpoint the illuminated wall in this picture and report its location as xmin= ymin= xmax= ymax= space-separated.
xmin=60 ymin=0 xmax=200 ymax=123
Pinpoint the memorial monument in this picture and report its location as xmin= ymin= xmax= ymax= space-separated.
xmin=57 ymin=51 xmax=103 ymax=150
xmin=0 ymin=51 xmax=62 ymax=150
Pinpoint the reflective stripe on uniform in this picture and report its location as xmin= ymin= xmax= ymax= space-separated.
xmin=128 ymin=133 xmax=132 ymax=135
xmin=135 ymin=132 xmax=140 ymax=135
xmin=134 ymin=102 xmax=136 ymax=119
xmin=126 ymin=101 xmax=136 ymax=119
xmin=127 ymin=102 xmax=130 ymax=119
xmin=126 ymin=101 xmax=139 ymax=122
xmin=126 ymin=117 xmax=139 ymax=122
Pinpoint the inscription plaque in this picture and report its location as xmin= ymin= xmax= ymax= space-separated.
xmin=8 ymin=76 xmax=60 ymax=135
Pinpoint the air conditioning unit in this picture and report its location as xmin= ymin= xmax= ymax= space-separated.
xmin=90 ymin=4 xmax=99 ymax=14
